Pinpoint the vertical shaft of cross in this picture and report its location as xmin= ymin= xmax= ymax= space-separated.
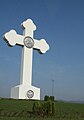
xmin=20 ymin=28 xmax=33 ymax=85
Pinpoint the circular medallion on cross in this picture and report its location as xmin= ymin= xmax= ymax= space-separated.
xmin=24 ymin=36 xmax=34 ymax=48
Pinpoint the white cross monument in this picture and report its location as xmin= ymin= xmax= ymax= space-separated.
xmin=4 ymin=19 xmax=49 ymax=100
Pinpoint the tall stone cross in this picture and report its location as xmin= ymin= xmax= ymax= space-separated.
xmin=4 ymin=19 xmax=49 ymax=100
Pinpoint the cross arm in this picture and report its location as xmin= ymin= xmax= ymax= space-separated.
xmin=3 ymin=30 xmax=24 ymax=46
xmin=33 ymin=39 xmax=49 ymax=53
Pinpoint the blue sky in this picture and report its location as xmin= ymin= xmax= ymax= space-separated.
xmin=0 ymin=0 xmax=84 ymax=101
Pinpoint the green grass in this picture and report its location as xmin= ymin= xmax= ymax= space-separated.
xmin=0 ymin=99 xmax=84 ymax=120
xmin=0 ymin=99 xmax=34 ymax=111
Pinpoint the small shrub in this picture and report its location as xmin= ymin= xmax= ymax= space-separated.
xmin=41 ymin=102 xmax=46 ymax=115
xmin=32 ymin=101 xmax=42 ymax=115
xmin=44 ymin=95 xmax=50 ymax=101
xmin=32 ymin=100 xmax=56 ymax=116
xmin=47 ymin=101 xmax=52 ymax=115
xmin=44 ymin=95 xmax=55 ymax=101
xmin=52 ymin=102 xmax=56 ymax=115
xmin=50 ymin=96 xmax=54 ymax=101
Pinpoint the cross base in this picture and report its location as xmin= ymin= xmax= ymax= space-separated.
xmin=11 ymin=85 xmax=40 ymax=100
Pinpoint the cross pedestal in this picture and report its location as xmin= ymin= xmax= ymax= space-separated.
xmin=11 ymin=84 xmax=40 ymax=99
xmin=4 ymin=19 xmax=49 ymax=100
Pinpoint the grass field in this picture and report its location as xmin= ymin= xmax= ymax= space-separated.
xmin=0 ymin=98 xmax=84 ymax=120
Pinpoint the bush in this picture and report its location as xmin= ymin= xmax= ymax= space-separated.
xmin=47 ymin=101 xmax=52 ymax=115
xmin=52 ymin=102 xmax=56 ymax=115
xmin=44 ymin=95 xmax=50 ymax=101
xmin=50 ymin=96 xmax=55 ymax=101
xmin=32 ymin=101 xmax=42 ymax=115
xmin=44 ymin=95 xmax=55 ymax=101
xmin=32 ymin=100 xmax=56 ymax=116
